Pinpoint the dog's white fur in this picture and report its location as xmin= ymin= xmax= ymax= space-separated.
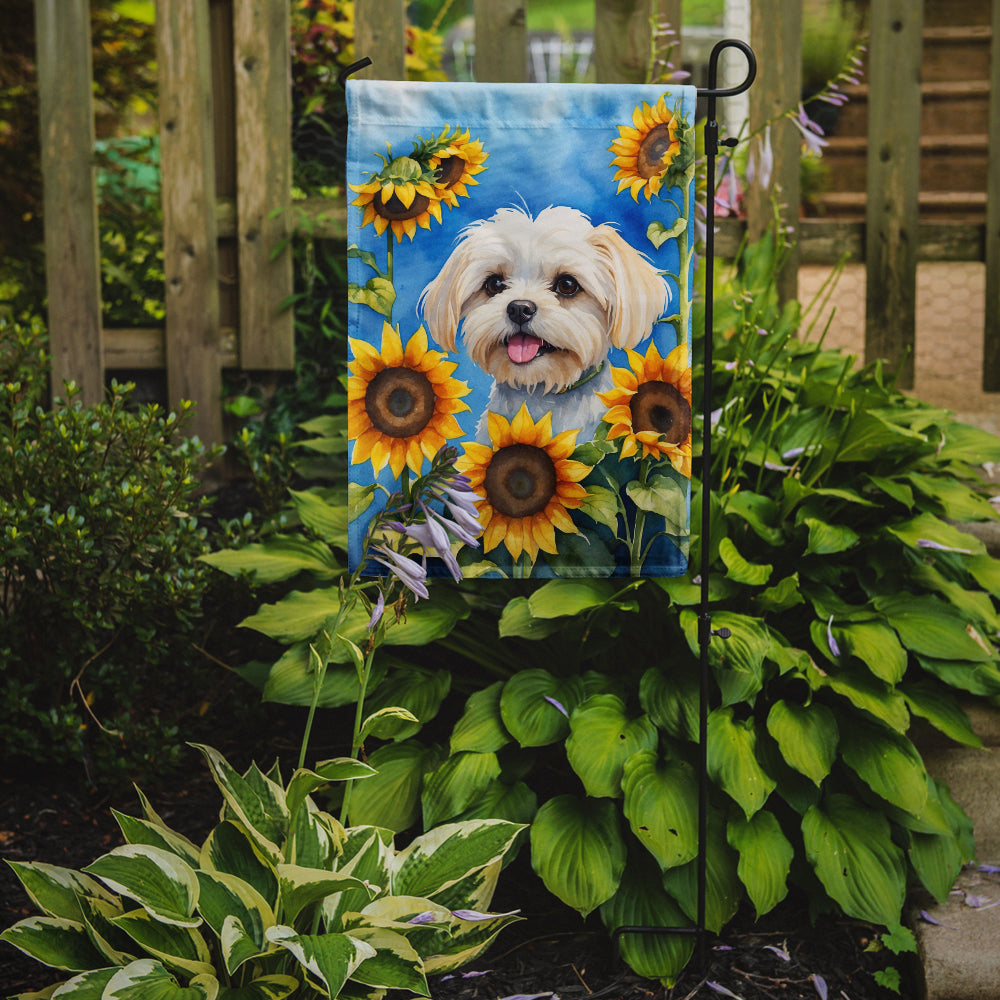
xmin=419 ymin=205 xmax=669 ymax=441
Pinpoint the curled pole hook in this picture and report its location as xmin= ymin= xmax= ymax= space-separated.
xmin=338 ymin=56 xmax=373 ymax=90
xmin=698 ymin=38 xmax=757 ymax=99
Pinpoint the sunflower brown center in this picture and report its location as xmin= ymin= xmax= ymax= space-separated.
xmin=637 ymin=122 xmax=678 ymax=179
xmin=375 ymin=190 xmax=431 ymax=222
xmin=630 ymin=381 xmax=691 ymax=444
xmin=365 ymin=367 xmax=436 ymax=438
xmin=485 ymin=444 xmax=557 ymax=518
xmin=434 ymin=155 xmax=465 ymax=188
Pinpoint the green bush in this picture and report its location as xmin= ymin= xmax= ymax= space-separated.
xmin=0 ymin=317 xmax=220 ymax=784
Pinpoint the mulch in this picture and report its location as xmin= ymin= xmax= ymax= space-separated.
xmin=1 ymin=743 xmax=913 ymax=1000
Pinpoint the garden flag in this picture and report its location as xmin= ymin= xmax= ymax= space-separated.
xmin=346 ymin=80 xmax=697 ymax=579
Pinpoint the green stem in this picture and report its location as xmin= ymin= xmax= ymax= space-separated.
xmin=386 ymin=228 xmax=394 ymax=326
xmin=339 ymin=644 xmax=377 ymax=826
xmin=629 ymin=458 xmax=652 ymax=576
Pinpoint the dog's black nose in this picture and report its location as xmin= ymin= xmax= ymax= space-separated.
xmin=507 ymin=300 xmax=537 ymax=326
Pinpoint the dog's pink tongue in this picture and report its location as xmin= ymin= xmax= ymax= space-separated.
xmin=507 ymin=332 xmax=544 ymax=364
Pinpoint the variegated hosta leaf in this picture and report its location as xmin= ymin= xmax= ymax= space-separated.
xmin=191 ymin=745 xmax=287 ymax=863
xmin=391 ymin=820 xmax=524 ymax=901
xmin=4 ymin=861 xmax=118 ymax=922
xmin=323 ymin=829 xmax=393 ymax=931
xmin=425 ymin=859 xmax=501 ymax=916
xmin=420 ymin=751 xmax=502 ymax=829
xmin=726 ymin=810 xmax=793 ymax=918
xmin=344 ymin=926 xmax=429 ymax=995
xmin=661 ymin=811 xmax=742 ymax=934
xmin=83 ymin=846 xmax=200 ymax=928
xmin=765 ymin=700 xmax=838 ymax=786
xmin=285 ymin=760 xmax=375 ymax=824
xmin=77 ymin=894 xmax=136 ymax=966
xmin=529 ymin=795 xmax=626 ymax=917
xmin=706 ymin=707 xmax=776 ymax=819
xmin=112 ymin=810 xmax=202 ymax=868
xmin=421 ymin=907 xmax=522 ymax=975
xmin=265 ymin=926 xmax=376 ymax=998
xmin=566 ymin=695 xmax=658 ymax=798
xmin=195 ymin=871 xmax=274 ymax=974
xmin=621 ymin=751 xmax=699 ymax=871
xmin=599 ymin=854 xmax=694 ymax=987
xmin=802 ymin=793 xmax=906 ymax=926
xmin=214 ymin=974 xmax=299 ymax=1000
xmin=276 ymin=865 xmax=375 ymax=925
xmin=102 ymin=958 xmax=218 ymax=999
xmin=200 ymin=822 xmax=278 ymax=910
xmin=288 ymin=802 xmax=344 ymax=870
xmin=450 ymin=681 xmax=511 ymax=754
xmin=45 ymin=966 xmax=118 ymax=997
xmin=110 ymin=908 xmax=214 ymax=979
xmin=0 ymin=916 xmax=107 ymax=972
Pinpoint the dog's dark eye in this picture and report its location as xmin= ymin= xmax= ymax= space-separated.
xmin=553 ymin=274 xmax=580 ymax=298
xmin=483 ymin=274 xmax=507 ymax=297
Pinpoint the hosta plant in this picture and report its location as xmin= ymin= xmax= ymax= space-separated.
xmin=1 ymin=744 xmax=523 ymax=999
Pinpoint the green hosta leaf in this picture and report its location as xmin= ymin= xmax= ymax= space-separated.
xmin=195 ymin=871 xmax=273 ymax=974
xmin=526 ymin=579 xmax=618 ymax=618
xmin=421 ymin=751 xmax=502 ymax=828
xmin=718 ymin=537 xmax=772 ymax=586
xmin=111 ymin=908 xmax=214 ymax=978
xmin=261 ymin=644 xmax=384 ymax=709
xmin=103 ymin=959 xmax=218 ymax=1000
xmin=834 ymin=410 xmax=927 ymax=463
xmin=839 ymin=718 xmax=929 ymax=816
xmin=724 ymin=491 xmax=784 ymax=545
xmin=680 ymin=610 xmax=770 ymax=706
xmin=876 ymin=594 xmax=995 ymax=662
xmin=901 ymin=680 xmax=982 ymax=748
xmin=200 ymin=536 xmax=341 ymax=584
xmin=756 ymin=573 xmax=805 ymax=614
xmin=707 ymin=708 xmax=776 ymax=818
xmin=916 ymin=655 xmax=1000 ymax=697
xmin=392 ymin=820 xmax=524 ymax=900
xmin=497 ymin=597 xmax=565 ymax=639
xmin=216 ymin=975 xmax=299 ymax=1000
xmin=621 ymin=751 xmax=699 ymax=871
xmin=346 ymin=926 xmax=428 ymax=994
xmin=907 ymin=472 xmax=998 ymax=521
xmin=909 ymin=826 xmax=966 ymax=905
xmin=285 ymin=759 xmax=376 ymax=822
xmin=530 ymin=795 xmax=626 ymax=917
xmin=363 ymin=667 xmax=451 ymax=740
xmin=0 ymin=916 xmax=107 ymax=971
xmin=812 ymin=662 xmax=910 ymax=732
xmin=765 ymin=700 xmax=838 ymax=786
xmin=265 ymin=926 xmax=375 ymax=997
xmin=727 ymin=811 xmax=793 ymax=918
xmin=639 ymin=665 xmax=699 ymax=742
xmin=347 ymin=740 xmax=442 ymax=832
xmin=83 ymin=846 xmax=200 ymax=928
xmin=802 ymin=794 xmax=906 ymax=926
xmin=566 ymin=695 xmax=658 ymax=798
xmin=359 ymin=706 xmax=421 ymax=742
xmin=453 ymin=779 xmax=538 ymax=827
xmin=4 ymin=862 xmax=118 ymax=923
xmin=886 ymin=511 xmax=985 ymax=556
xmin=661 ymin=811 xmax=741 ymax=933
xmin=833 ymin=621 xmax=907 ymax=684
xmin=450 ymin=682 xmax=511 ymax=754
xmin=200 ymin=822 xmax=278 ymax=910
xmin=803 ymin=517 xmax=859 ymax=556
xmin=499 ymin=670 xmax=585 ymax=747
xmin=277 ymin=865 xmax=374 ymax=925
xmin=600 ymin=853 xmax=694 ymax=987
xmin=112 ymin=812 xmax=201 ymax=868
xmin=288 ymin=488 xmax=348 ymax=544
xmin=191 ymin=746 xmax=287 ymax=863
xmin=967 ymin=553 xmax=1000 ymax=597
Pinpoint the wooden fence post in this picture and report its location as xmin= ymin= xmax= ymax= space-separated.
xmin=474 ymin=0 xmax=527 ymax=83
xmin=34 ymin=0 xmax=104 ymax=405
xmin=354 ymin=0 xmax=407 ymax=80
xmin=746 ymin=0 xmax=801 ymax=305
xmin=864 ymin=0 xmax=923 ymax=389
xmin=157 ymin=0 xmax=223 ymax=445
xmin=983 ymin=0 xmax=1000 ymax=390
xmin=594 ymin=0 xmax=673 ymax=84
xmin=233 ymin=0 xmax=294 ymax=370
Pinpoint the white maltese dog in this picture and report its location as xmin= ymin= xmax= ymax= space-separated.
xmin=419 ymin=204 xmax=670 ymax=442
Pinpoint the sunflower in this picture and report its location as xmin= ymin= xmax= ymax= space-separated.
xmin=427 ymin=128 xmax=489 ymax=208
xmin=350 ymin=154 xmax=444 ymax=242
xmin=456 ymin=405 xmax=592 ymax=564
xmin=609 ymin=95 xmax=691 ymax=201
xmin=349 ymin=322 xmax=470 ymax=478
xmin=598 ymin=341 xmax=693 ymax=476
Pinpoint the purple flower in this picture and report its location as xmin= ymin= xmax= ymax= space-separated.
xmin=706 ymin=983 xmax=742 ymax=999
xmin=790 ymin=104 xmax=828 ymax=157
xmin=451 ymin=908 xmax=520 ymax=921
xmin=763 ymin=944 xmax=790 ymax=961
xmin=917 ymin=538 xmax=972 ymax=554
xmin=371 ymin=544 xmax=429 ymax=600
xmin=424 ymin=500 xmax=480 ymax=549
xmin=407 ymin=911 xmax=438 ymax=925
xmin=367 ymin=591 xmax=385 ymax=631
xmin=747 ymin=125 xmax=773 ymax=191
xmin=405 ymin=507 xmax=463 ymax=581
xmin=827 ymin=616 xmax=841 ymax=658
xmin=812 ymin=974 xmax=828 ymax=1000
xmin=544 ymin=695 xmax=569 ymax=718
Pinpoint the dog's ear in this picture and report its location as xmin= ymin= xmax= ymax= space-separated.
xmin=418 ymin=242 xmax=473 ymax=352
xmin=589 ymin=225 xmax=670 ymax=350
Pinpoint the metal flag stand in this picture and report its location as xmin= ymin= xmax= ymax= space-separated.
xmin=340 ymin=37 xmax=758 ymax=974
xmin=611 ymin=37 xmax=756 ymax=972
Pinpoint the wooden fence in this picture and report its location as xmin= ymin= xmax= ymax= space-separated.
xmin=33 ymin=0 xmax=1000 ymax=445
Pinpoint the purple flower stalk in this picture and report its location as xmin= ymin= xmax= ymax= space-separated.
xmin=791 ymin=104 xmax=828 ymax=156
xmin=371 ymin=544 xmax=429 ymax=600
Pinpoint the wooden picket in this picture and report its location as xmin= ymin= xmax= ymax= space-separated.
xmin=30 ymin=0 xmax=1000 ymax=447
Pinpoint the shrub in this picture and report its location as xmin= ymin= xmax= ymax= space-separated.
xmin=210 ymin=233 xmax=1000 ymax=985
xmin=0 ymin=317 xmax=220 ymax=784
xmin=1 ymin=744 xmax=524 ymax=997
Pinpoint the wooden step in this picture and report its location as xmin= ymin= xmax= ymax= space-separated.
xmin=812 ymin=189 xmax=987 ymax=222
xmin=821 ymin=134 xmax=989 ymax=193
xmin=922 ymin=25 xmax=993 ymax=83
xmin=922 ymin=0 xmax=992 ymax=28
